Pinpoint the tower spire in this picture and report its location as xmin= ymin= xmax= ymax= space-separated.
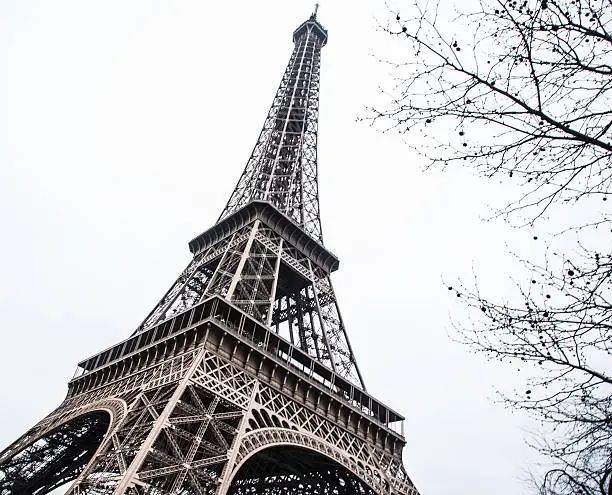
xmin=219 ymin=12 xmax=328 ymax=241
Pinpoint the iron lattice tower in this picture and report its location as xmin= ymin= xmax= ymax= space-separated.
xmin=0 ymin=11 xmax=419 ymax=495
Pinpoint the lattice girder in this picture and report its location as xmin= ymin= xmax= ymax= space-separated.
xmin=0 ymin=326 xmax=416 ymax=495
xmin=137 ymin=203 xmax=364 ymax=388
xmin=219 ymin=19 xmax=325 ymax=241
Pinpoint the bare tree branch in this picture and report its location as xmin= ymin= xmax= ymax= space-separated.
xmin=370 ymin=0 xmax=612 ymax=226
xmin=371 ymin=1 xmax=612 ymax=493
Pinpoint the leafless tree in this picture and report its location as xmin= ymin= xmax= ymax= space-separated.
xmin=451 ymin=246 xmax=611 ymax=494
xmin=371 ymin=0 xmax=612 ymax=493
xmin=372 ymin=0 xmax=611 ymax=225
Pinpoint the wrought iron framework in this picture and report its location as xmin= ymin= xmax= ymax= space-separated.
xmin=219 ymin=15 xmax=325 ymax=241
xmin=135 ymin=14 xmax=362 ymax=388
xmin=0 ymin=9 xmax=419 ymax=495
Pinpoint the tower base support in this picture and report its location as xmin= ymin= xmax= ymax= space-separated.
xmin=0 ymin=316 xmax=417 ymax=495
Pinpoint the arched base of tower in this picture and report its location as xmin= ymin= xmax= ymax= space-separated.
xmin=228 ymin=445 xmax=377 ymax=495
xmin=0 ymin=411 xmax=111 ymax=495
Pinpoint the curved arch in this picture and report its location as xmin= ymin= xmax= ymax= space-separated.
xmin=226 ymin=428 xmax=389 ymax=495
xmin=0 ymin=398 xmax=126 ymax=466
xmin=0 ymin=399 xmax=126 ymax=495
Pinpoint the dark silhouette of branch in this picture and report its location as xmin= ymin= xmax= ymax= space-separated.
xmin=371 ymin=1 xmax=612 ymax=492
xmin=371 ymin=0 xmax=612 ymax=226
xmin=450 ymin=247 xmax=611 ymax=494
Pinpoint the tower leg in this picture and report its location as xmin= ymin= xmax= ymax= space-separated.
xmin=68 ymin=347 xmax=256 ymax=494
xmin=1 ymin=337 xmax=416 ymax=495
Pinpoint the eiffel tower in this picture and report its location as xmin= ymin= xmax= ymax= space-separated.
xmin=0 ymin=9 xmax=419 ymax=495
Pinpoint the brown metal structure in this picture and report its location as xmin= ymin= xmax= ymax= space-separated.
xmin=0 ymin=10 xmax=419 ymax=495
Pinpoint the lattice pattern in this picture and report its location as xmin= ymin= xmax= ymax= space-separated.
xmin=229 ymin=445 xmax=378 ymax=495
xmin=67 ymin=348 xmax=199 ymax=405
xmin=72 ymin=385 xmax=180 ymax=493
xmin=136 ymin=216 xmax=365 ymax=387
xmin=0 ymin=342 xmax=414 ymax=495
xmin=130 ymin=384 xmax=243 ymax=494
xmin=65 ymin=349 xmax=256 ymax=494
xmin=0 ymin=399 xmax=127 ymax=469
xmin=191 ymin=351 xmax=257 ymax=410
xmin=253 ymin=384 xmax=415 ymax=493
xmin=234 ymin=429 xmax=392 ymax=494
xmin=219 ymin=19 xmax=325 ymax=242
xmin=271 ymin=272 xmax=363 ymax=384
xmin=138 ymin=236 xmax=239 ymax=331
xmin=0 ymin=406 xmax=117 ymax=495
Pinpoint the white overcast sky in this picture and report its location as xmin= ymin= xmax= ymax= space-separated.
xmin=0 ymin=1 xmax=548 ymax=494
